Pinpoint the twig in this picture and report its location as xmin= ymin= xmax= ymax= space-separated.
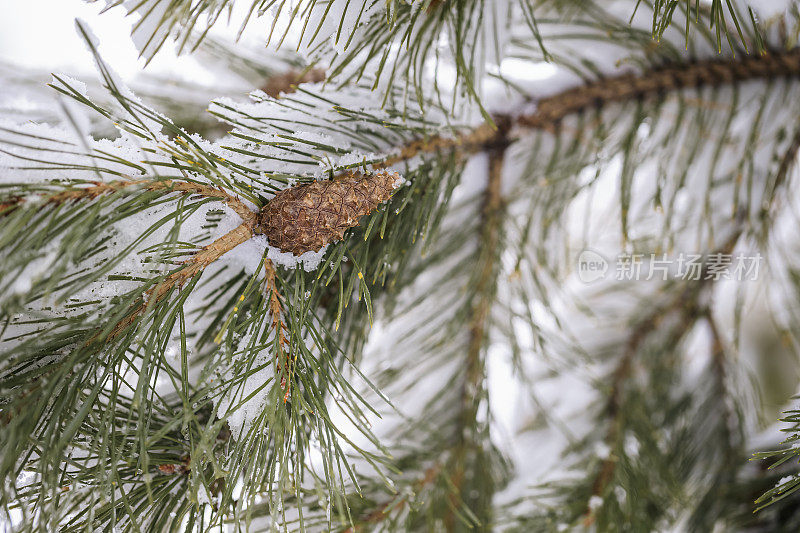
xmin=761 ymin=125 xmax=800 ymax=222
xmin=583 ymin=282 xmax=703 ymax=524
xmin=704 ymin=309 xmax=739 ymax=464
xmin=344 ymin=464 xmax=442 ymax=532
xmin=261 ymin=68 xmax=326 ymax=99
xmin=0 ymin=177 xmax=259 ymax=342
xmin=0 ymin=178 xmax=256 ymax=223
xmin=444 ymin=126 xmax=510 ymax=531
xmin=263 ymin=259 xmax=292 ymax=402
xmin=104 ymin=221 xmax=255 ymax=341
xmin=583 ymin=230 xmax=743 ymax=524
xmin=378 ymin=49 xmax=800 ymax=171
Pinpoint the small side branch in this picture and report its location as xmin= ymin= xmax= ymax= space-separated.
xmin=761 ymin=125 xmax=800 ymax=221
xmin=263 ymin=259 xmax=292 ymax=402
xmin=583 ymin=230 xmax=743 ymax=523
xmin=704 ymin=310 xmax=739 ymax=460
xmin=0 ymin=178 xmax=256 ymax=224
xmin=106 ymin=221 xmax=254 ymax=341
xmin=444 ymin=134 xmax=509 ymax=531
xmin=260 ymin=68 xmax=326 ymax=99
xmin=378 ymin=50 xmax=800 ymax=171
xmin=345 ymin=464 xmax=443 ymax=532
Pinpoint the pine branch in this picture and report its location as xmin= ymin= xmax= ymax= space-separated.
xmin=320 ymin=45 xmax=800 ymax=531
xmin=0 ymin=178 xmax=256 ymax=222
xmin=103 ymin=1 xmax=775 ymax=117
xmin=443 ymin=129 xmax=509 ymax=532
xmin=0 ymin=177 xmax=259 ymax=346
xmin=260 ymin=68 xmax=326 ymax=99
xmin=584 ymin=120 xmax=800 ymax=521
xmin=582 ymin=281 xmax=700 ymax=523
xmin=4 ymin=11 xmax=800 ymax=528
xmin=105 ymin=221 xmax=254 ymax=341
xmin=334 ymin=124 xmax=514 ymax=532
xmin=517 ymin=50 xmax=800 ymax=129
xmin=0 ymin=57 xmax=459 ymax=529
xmin=376 ymin=48 xmax=800 ymax=174
xmin=583 ymin=228 xmax=743 ymax=524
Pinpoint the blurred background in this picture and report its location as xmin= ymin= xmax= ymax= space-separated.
xmin=2 ymin=0 xmax=228 ymax=80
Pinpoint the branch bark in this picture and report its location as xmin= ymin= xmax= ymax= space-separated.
xmin=443 ymin=130 xmax=509 ymax=532
xmin=378 ymin=49 xmax=800 ymax=170
xmin=0 ymin=178 xmax=256 ymax=223
xmin=344 ymin=464 xmax=442 ymax=532
xmin=260 ymin=68 xmax=326 ymax=99
xmin=263 ymin=258 xmax=293 ymax=402
xmin=104 ymin=221 xmax=255 ymax=341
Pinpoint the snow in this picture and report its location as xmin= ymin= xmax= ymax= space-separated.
xmin=74 ymin=18 xmax=100 ymax=49
xmin=744 ymin=0 xmax=793 ymax=19
xmin=213 ymin=332 xmax=278 ymax=440
xmin=53 ymin=74 xmax=87 ymax=97
xmin=595 ymin=442 xmax=612 ymax=460
xmin=8 ymin=249 xmax=58 ymax=296
xmin=588 ymin=495 xmax=604 ymax=510
xmin=195 ymin=484 xmax=211 ymax=505
xmin=267 ymin=240 xmax=329 ymax=271
xmin=123 ymin=0 xmax=172 ymax=60
xmin=219 ymin=231 xmax=330 ymax=273
xmin=164 ymin=343 xmax=180 ymax=361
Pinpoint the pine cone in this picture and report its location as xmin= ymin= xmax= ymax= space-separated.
xmin=261 ymin=68 xmax=326 ymax=98
xmin=255 ymin=170 xmax=401 ymax=255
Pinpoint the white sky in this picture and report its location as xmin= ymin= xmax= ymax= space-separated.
xmin=1 ymin=1 xmax=148 ymax=77
xmin=0 ymin=0 xmax=271 ymax=82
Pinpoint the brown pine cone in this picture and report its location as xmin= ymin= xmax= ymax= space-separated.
xmin=255 ymin=170 xmax=401 ymax=255
xmin=261 ymin=68 xmax=326 ymax=99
